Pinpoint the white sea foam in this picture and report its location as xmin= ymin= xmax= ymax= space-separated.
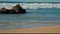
xmin=0 ymin=3 xmax=60 ymax=9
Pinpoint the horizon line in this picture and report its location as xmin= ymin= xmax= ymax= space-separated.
xmin=0 ymin=1 xmax=60 ymax=3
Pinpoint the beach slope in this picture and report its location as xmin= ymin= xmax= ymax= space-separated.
xmin=0 ymin=25 xmax=60 ymax=33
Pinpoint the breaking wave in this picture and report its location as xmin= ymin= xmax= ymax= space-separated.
xmin=0 ymin=3 xmax=60 ymax=9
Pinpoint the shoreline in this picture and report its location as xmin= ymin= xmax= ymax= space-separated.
xmin=0 ymin=25 xmax=60 ymax=33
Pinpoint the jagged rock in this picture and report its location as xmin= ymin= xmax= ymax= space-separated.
xmin=0 ymin=7 xmax=10 ymax=14
xmin=0 ymin=4 xmax=26 ymax=14
xmin=12 ymin=4 xmax=26 ymax=14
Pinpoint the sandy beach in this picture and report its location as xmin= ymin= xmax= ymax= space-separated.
xmin=0 ymin=25 xmax=60 ymax=33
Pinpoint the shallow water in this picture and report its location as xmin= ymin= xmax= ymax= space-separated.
xmin=0 ymin=9 xmax=60 ymax=22
xmin=0 ymin=8 xmax=60 ymax=30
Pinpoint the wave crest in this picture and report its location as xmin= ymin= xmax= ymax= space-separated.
xmin=0 ymin=3 xmax=60 ymax=9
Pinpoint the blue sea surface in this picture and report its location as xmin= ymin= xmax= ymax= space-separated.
xmin=0 ymin=8 xmax=60 ymax=22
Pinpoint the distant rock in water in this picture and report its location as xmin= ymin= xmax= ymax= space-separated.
xmin=0 ymin=4 xmax=26 ymax=14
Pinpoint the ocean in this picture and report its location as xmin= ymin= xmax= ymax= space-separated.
xmin=0 ymin=2 xmax=60 ymax=30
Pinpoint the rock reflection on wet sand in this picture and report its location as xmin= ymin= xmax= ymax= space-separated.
xmin=0 ymin=22 xmax=60 ymax=25
xmin=0 ymin=22 xmax=60 ymax=30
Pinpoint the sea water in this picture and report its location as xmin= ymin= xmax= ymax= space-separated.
xmin=0 ymin=3 xmax=60 ymax=30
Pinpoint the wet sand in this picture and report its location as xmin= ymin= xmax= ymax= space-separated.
xmin=0 ymin=25 xmax=60 ymax=33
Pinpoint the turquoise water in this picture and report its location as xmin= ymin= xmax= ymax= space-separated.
xmin=0 ymin=8 xmax=60 ymax=30
xmin=0 ymin=8 xmax=60 ymax=22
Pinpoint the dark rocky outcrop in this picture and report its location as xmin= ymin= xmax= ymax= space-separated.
xmin=0 ymin=4 xmax=26 ymax=14
xmin=0 ymin=7 xmax=11 ymax=14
